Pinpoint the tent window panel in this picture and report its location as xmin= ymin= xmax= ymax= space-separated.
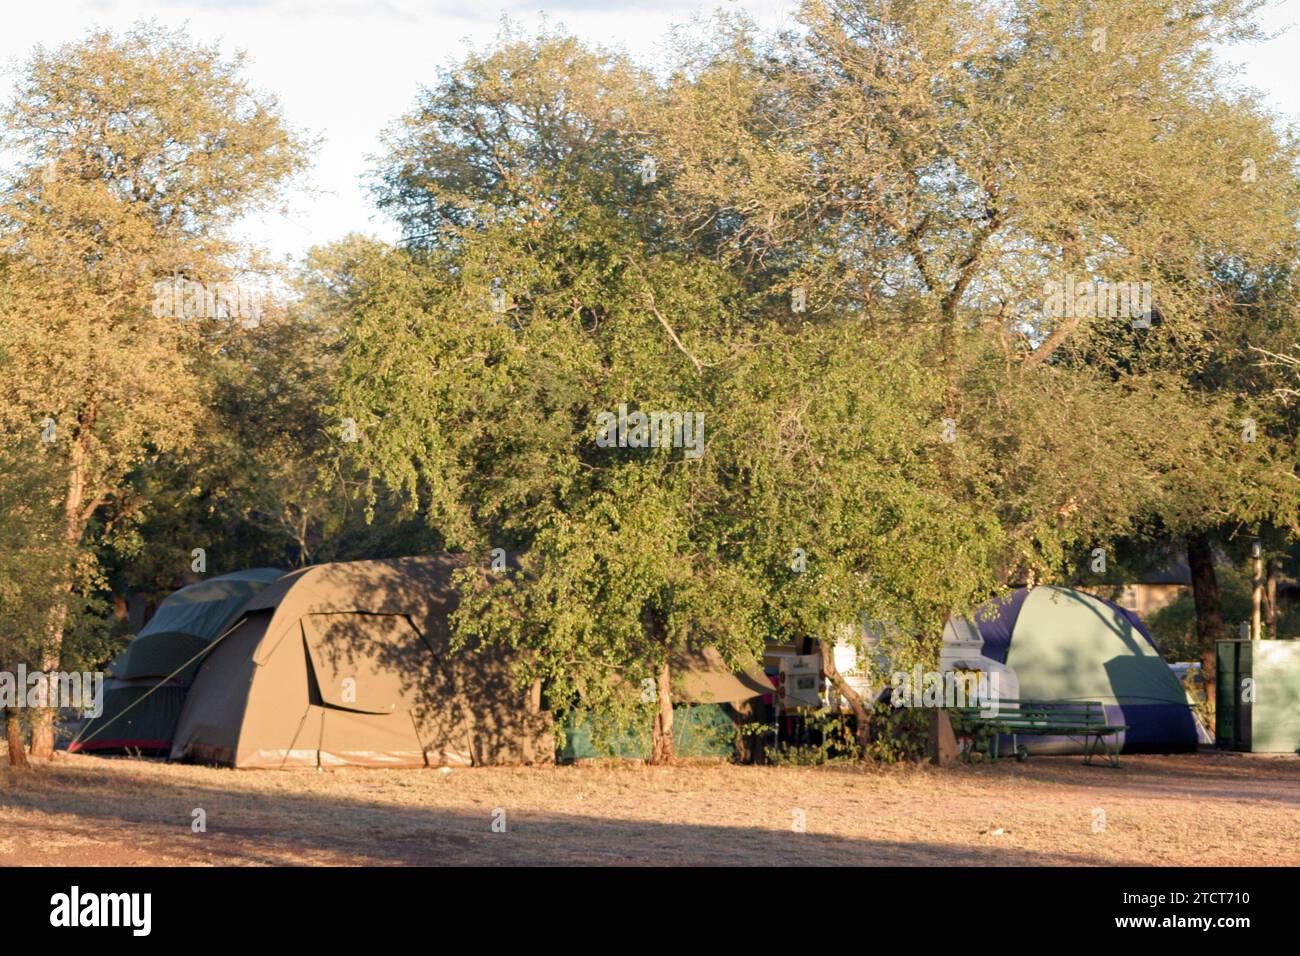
xmin=300 ymin=613 xmax=432 ymax=715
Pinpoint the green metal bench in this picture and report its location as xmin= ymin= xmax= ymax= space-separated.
xmin=949 ymin=699 xmax=1127 ymax=768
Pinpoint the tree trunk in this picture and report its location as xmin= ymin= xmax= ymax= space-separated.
xmin=28 ymin=677 xmax=56 ymax=758
xmin=5 ymin=709 xmax=29 ymax=770
xmin=1251 ymin=544 xmax=1264 ymax=640
xmin=31 ymin=444 xmax=92 ymax=760
xmin=649 ymin=659 xmax=675 ymax=765
xmin=31 ymin=599 xmax=71 ymax=760
xmin=522 ymin=678 xmax=543 ymax=765
xmin=927 ymin=709 xmax=960 ymax=767
xmin=1187 ymin=532 xmax=1226 ymax=685
xmin=818 ymin=640 xmax=870 ymax=752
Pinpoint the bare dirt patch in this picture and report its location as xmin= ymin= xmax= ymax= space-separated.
xmin=1 ymin=751 xmax=1296 ymax=866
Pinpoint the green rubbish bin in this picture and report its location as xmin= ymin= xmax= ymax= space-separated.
xmin=1216 ymin=640 xmax=1300 ymax=753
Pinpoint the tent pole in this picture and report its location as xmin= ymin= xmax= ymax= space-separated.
xmin=67 ymin=616 xmax=245 ymax=752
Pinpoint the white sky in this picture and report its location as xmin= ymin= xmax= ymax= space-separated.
xmin=1 ymin=0 xmax=1296 ymax=263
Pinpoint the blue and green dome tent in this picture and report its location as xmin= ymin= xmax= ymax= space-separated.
xmin=70 ymin=568 xmax=284 ymax=754
xmin=944 ymin=586 xmax=1198 ymax=753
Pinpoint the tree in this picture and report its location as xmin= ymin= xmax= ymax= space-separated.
xmin=652 ymin=0 xmax=1300 ymax=656
xmin=0 ymin=444 xmax=68 ymax=767
xmin=327 ymin=27 xmax=1036 ymax=760
xmin=335 ymin=3 xmax=1300 ymax=761
xmin=338 ymin=33 xmax=731 ymax=761
xmin=0 ymin=24 xmax=308 ymax=756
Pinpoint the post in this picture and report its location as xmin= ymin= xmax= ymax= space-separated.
xmin=1251 ymin=541 xmax=1263 ymax=640
xmin=1266 ymin=558 xmax=1278 ymax=639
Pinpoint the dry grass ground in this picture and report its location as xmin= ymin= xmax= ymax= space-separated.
xmin=1 ymin=750 xmax=1296 ymax=866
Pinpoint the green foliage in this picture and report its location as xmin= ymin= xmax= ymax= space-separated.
xmin=864 ymin=704 xmax=933 ymax=763
xmin=0 ymin=22 xmax=309 ymax=695
xmin=765 ymin=711 xmax=863 ymax=766
xmin=765 ymin=706 xmax=930 ymax=765
xmin=329 ymin=10 xmax=1300 ymax=762
xmin=0 ymin=444 xmax=69 ymax=663
xmin=5 ymin=8 xmax=1300 ymax=768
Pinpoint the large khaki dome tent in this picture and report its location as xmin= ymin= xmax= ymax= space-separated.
xmin=170 ymin=555 xmax=551 ymax=769
xmin=71 ymin=568 xmax=284 ymax=754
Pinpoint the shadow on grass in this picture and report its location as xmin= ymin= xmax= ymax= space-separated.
xmin=0 ymin=759 xmax=1118 ymax=866
xmin=964 ymin=752 xmax=1300 ymax=807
